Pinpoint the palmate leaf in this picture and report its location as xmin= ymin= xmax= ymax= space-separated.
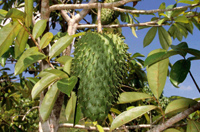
xmin=0 ymin=21 xmax=21 ymax=57
xmin=14 ymin=47 xmax=46 ymax=75
xmin=146 ymin=49 xmax=169 ymax=99
xmin=110 ymin=105 xmax=157 ymax=131
xmin=49 ymin=35 xmax=73 ymax=59
xmin=40 ymin=82 xmax=60 ymax=121
xmin=117 ymin=92 xmax=152 ymax=104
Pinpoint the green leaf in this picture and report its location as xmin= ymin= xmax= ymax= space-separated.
xmin=110 ymin=108 xmax=122 ymax=115
xmin=164 ymin=128 xmax=181 ymax=132
xmin=110 ymin=105 xmax=157 ymax=131
xmin=40 ymin=32 xmax=53 ymax=49
xmin=72 ymin=32 xmax=86 ymax=37
xmin=97 ymin=125 xmax=104 ymax=132
xmin=0 ymin=21 xmax=21 ymax=57
xmin=40 ymin=82 xmax=59 ymax=121
xmin=185 ymin=22 xmax=194 ymax=34
xmin=31 ymin=73 xmax=60 ymax=99
xmin=49 ymin=35 xmax=73 ymax=59
xmin=74 ymin=103 xmax=82 ymax=125
xmin=32 ymin=20 xmax=47 ymax=39
xmin=0 ymin=9 xmax=8 ymax=17
xmin=187 ymin=120 xmax=200 ymax=132
xmin=65 ymin=92 xmax=77 ymax=121
xmin=37 ymin=69 xmax=68 ymax=78
xmin=166 ymin=5 xmax=174 ymax=18
xmin=25 ymin=0 xmax=33 ymax=28
xmin=56 ymin=56 xmax=73 ymax=65
xmin=175 ymin=16 xmax=189 ymax=23
xmin=158 ymin=27 xmax=172 ymax=50
xmin=165 ymin=98 xmax=197 ymax=116
xmin=131 ymin=52 xmax=145 ymax=58
xmin=15 ymin=27 xmax=29 ymax=58
xmin=63 ymin=56 xmax=73 ymax=74
xmin=174 ymin=23 xmax=188 ymax=38
xmin=178 ymin=0 xmax=198 ymax=4
xmin=144 ymin=49 xmax=179 ymax=67
xmin=170 ymin=59 xmax=190 ymax=87
xmin=129 ymin=15 xmax=137 ymax=38
xmin=26 ymin=77 xmax=39 ymax=84
xmin=146 ymin=49 xmax=169 ymax=99
xmin=143 ymin=27 xmax=157 ymax=47
xmin=5 ymin=8 xmax=25 ymax=21
xmin=180 ymin=48 xmax=200 ymax=59
xmin=15 ymin=47 xmax=46 ymax=75
xmin=57 ymin=76 xmax=78 ymax=96
xmin=171 ymin=42 xmax=188 ymax=57
xmin=117 ymin=92 xmax=152 ymax=104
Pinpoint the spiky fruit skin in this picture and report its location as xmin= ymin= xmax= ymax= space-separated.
xmin=72 ymin=32 xmax=128 ymax=122
xmin=101 ymin=0 xmax=120 ymax=25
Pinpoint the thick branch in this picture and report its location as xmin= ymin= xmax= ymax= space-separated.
xmin=49 ymin=0 xmax=140 ymax=11
xmin=113 ymin=3 xmax=200 ymax=14
xmin=148 ymin=102 xmax=200 ymax=132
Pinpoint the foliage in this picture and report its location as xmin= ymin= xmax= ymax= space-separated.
xmin=0 ymin=0 xmax=200 ymax=131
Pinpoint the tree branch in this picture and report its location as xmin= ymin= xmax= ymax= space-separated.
xmin=147 ymin=102 xmax=200 ymax=132
xmin=49 ymin=0 xmax=140 ymax=11
xmin=113 ymin=3 xmax=200 ymax=14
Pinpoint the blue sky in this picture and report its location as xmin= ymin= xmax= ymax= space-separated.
xmin=1 ymin=0 xmax=200 ymax=99
xmin=123 ymin=0 xmax=200 ymax=98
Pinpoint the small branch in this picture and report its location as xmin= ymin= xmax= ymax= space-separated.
xmin=49 ymin=0 xmax=140 ymax=11
xmin=59 ymin=123 xmax=155 ymax=131
xmin=113 ymin=3 xmax=200 ymax=14
xmin=189 ymin=71 xmax=200 ymax=93
xmin=97 ymin=3 xmax=102 ymax=33
xmin=77 ymin=20 xmax=159 ymax=28
xmin=148 ymin=102 xmax=200 ymax=132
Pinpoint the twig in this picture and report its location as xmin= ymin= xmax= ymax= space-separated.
xmin=113 ymin=3 xmax=200 ymax=14
xmin=147 ymin=102 xmax=200 ymax=132
xmin=97 ymin=3 xmax=102 ymax=33
xmin=189 ymin=71 xmax=200 ymax=93
xmin=49 ymin=0 xmax=140 ymax=11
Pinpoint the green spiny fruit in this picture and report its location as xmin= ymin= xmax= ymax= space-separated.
xmin=101 ymin=0 xmax=120 ymax=25
xmin=72 ymin=32 xmax=128 ymax=122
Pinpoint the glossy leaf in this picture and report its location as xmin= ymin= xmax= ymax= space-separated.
xmin=40 ymin=82 xmax=59 ymax=121
xmin=65 ymin=92 xmax=77 ymax=121
xmin=5 ymin=8 xmax=25 ymax=21
xmin=40 ymin=32 xmax=53 ymax=49
xmin=166 ymin=5 xmax=174 ymax=18
xmin=143 ymin=27 xmax=157 ymax=47
xmin=170 ymin=59 xmax=190 ymax=87
xmin=15 ymin=27 xmax=29 ymax=58
xmin=37 ymin=69 xmax=68 ymax=78
xmin=144 ymin=49 xmax=178 ymax=67
xmin=178 ymin=0 xmax=198 ymax=4
xmin=187 ymin=120 xmax=200 ymax=132
xmin=49 ymin=35 xmax=73 ymax=59
xmin=181 ymin=48 xmax=200 ymax=59
xmin=63 ymin=56 xmax=73 ymax=74
xmin=32 ymin=20 xmax=47 ymax=39
xmin=57 ymin=76 xmax=78 ymax=96
xmin=0 ymin=21 xmax=21 ymax=57
xmin=131 ymin=52 xmax=145 ymax=58
xmin=25 ymin=0 xmax=33 ymax=28
xmin=147 ymin=49 xmax=169 ymax=99
xmin=117 ymin=92 xmax=152 ymax=104
xmin=110 ymin=105 xmax=157 ymax=131
xmin=31 ymin=73 xmax=59 ymax=99
xmin=171 ymin=42 xmax=188 ymax=57
xmin=56 ymin=56 xmax=73 ymax=65
xmin=175 ymin=16 xmax=189 ymax=23
xmin=164 ymin=128 xmax=181 ymax=132
xmin=158 ymin=27 xmax=172 ymax=50
xmin=165 ymin=98 xmax=197 ymax=116
xmin=15 ymin=47 xmax=46 ymax=75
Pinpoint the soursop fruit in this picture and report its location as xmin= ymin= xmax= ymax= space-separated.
xmin=72 ymin=32 xmax=128 ymax=121
xmin=101 ymin=0 xmax=120 ymax=25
